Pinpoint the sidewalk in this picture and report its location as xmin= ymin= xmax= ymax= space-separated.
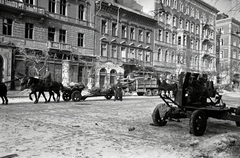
xmin=7 ymin=89 xmax=30 ymax=98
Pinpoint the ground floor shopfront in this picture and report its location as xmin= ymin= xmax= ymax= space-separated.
xmin=0 ymin=45 xmax=95 ymax=90
xmin=0 ymin=46 xmax=13 ymax=88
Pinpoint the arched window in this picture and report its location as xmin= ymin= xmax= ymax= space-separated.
xmin=195 ymin=56 xmax=198 ymax=66
xmin=110 ymin=69 xmax=117 ymax=85
xmin=79 ymin=4 xmax=85 ymax=20
xmin=100 ymin=68 xmax=107 ymax=88
xmin=165 ymin=50 xmax=168 ymax=62
xmin=158 ymin=49 xmax=162 ymax=61
xmin=171 ymin=52 xmax=175 ymax=63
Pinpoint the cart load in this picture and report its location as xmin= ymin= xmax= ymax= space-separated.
xmin=62 ymin=82 xmax=85 ymax=102
xmin=81 ymin=87 xmax=115 ymax=100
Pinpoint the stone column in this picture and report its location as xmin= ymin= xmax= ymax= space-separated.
xmin=62 ymin=60 xmax=70 ymax=86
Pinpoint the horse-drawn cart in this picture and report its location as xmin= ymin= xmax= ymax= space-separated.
xmin=62 ymin=84 xmax=115 ymax=102
xmin=152 ymin=72 xmax=240 ymax=136
xmin=62 ymin=83 xmax=85 ymax=102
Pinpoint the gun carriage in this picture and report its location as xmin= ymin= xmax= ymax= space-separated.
xmin=152 ymin=72 xmax=240 ymax=136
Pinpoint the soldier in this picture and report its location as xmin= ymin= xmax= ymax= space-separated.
xmin=114 ymin=79 xmax=123 ymax=101
xmin=42 ymin=68 xmax=52 ymax=90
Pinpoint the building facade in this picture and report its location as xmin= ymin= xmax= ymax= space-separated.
xmin=153 ymin=0 xmax=219 ymax=80
xmin=216 ymin=14 xmax=240 ymax=85
xmin=94 ymin=0 xmax=157 ymax=88
xmin=0 ymin=0 xmax=95 ymax=89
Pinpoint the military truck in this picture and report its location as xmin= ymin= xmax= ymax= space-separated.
xmin=136 ymin=77 xmax=159 ymax=96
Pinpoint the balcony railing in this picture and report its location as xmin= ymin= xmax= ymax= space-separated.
xmin=201 ymin=50 xmax=215 ymax=58
xmin=122 ymin=58 xmax=144 ymax=66
xmin=155 ymin=40 xmax=177 ymax=48
xmin=25 ymin=39 xmax=47 ymax=50
xmin=153 ymin=60 xmax=176 ymax=68
xmin=47 ymin=12 xmax=93 ymax=27
xmin=47 ymin=41 xmax=72 ymax=51
xmin=72 ymin=46 xmax=94 ymax=56
xmin=0 ymin=35 xmax=48 ymax=50
xmin=0 ymin=0 xmax=45 ymax=14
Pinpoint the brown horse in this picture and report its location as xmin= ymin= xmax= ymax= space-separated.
xmin=20 ymin=76 xmax=63 ymax=104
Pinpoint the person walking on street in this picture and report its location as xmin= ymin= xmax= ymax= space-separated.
xmin=114 ymin=79 xmax=123 ymax=101
xmin=43 ymin=68 xmax=52 ymax=90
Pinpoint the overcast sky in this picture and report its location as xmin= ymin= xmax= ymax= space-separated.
xmin=135 ymin=0 xmax=240 ymax=20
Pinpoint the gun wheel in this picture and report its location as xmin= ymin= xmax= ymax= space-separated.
xmin=189 ymin=110 xmax=207 ymax=136
xmin=152 ymin=104 xmax=169 ymax=126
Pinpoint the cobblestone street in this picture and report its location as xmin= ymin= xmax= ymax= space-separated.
xmin=1 ymin=91 xmax=240 ymax=158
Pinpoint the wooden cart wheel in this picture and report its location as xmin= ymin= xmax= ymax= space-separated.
xmin=145 ymin=89 xmax=152 ymax=96
xmin=189 ymin=110 xmax=207 ymax=136
xmin=152 ymin=89 xmax=159 ymax=96
xmin=152 ymin=104 xmax=169 ymax=126
xmin=62 ymin=91 xmax=71 ymax=101
xmin=105 ymin=95 xmax=112 ymax=100
xmin=71 ymin=91 xmax=82 ymax=102
xmin=235 ymin=106 xmax=240 ymax=126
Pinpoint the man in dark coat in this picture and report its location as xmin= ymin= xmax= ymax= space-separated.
xmin=114 ymin=79 xmax=123 ymax=101
xmin=43 ymin=68 xmax=52 ymax=89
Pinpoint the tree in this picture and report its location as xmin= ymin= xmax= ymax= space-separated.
xmin=14 ymin=45 xmax=49 ymax=78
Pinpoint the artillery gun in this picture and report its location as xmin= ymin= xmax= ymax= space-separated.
xmin=152 ymin=72 xmax=240 ymax=136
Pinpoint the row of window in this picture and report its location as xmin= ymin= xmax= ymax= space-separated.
xmin=157 ymin=30 xmax=202 ymax=49
xmin=158 ymin=14 xmax=214 ymax=37
xmin=48 ymin=0 xmax=86 ymax=20
xmin=3 ymin=18 xmax=85 ymax=47
xmin=157 ymin=49 xmax=213 ymax=68
xmin=219 ymin=50 xmax=240 ymax=60
xmin=101 ymin=20 xmax=151 ymax=43
xmin=158 ymin=0 xmax=214 ymax=25
xmin=100 ymin=43 xmax=151 ymax=62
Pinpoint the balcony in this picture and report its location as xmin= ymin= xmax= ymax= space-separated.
xmin=0 ymin=35 xmax=50 ymax=50
xmin=144 ymin=62 xmax=153 ymax=67
xmin=46 ymin=12 xmax=93 ymax=27
xmin=122 ymin=58 xmax=144 ymax=66
xmin=189 ymin=65 xmax=199 ymax=71
xmin=0 ymin=35 xmax=23 ymax=45
xmin=25 ymin=39 xmax=47 ymax=50
xmin=47 ymin=41 xmax=72 ymax=52
xmin=201 ymin=51 xmax=215 ymax=61
xmin=0 ymin=0 xmax=45 ymax=15
xmin=153 ymin=60 xmax=176 ymax=68
xmin=155 ymin=40 xmax=177 ymax=48
xmin=72 ymin=46 xmax=94 ymax=57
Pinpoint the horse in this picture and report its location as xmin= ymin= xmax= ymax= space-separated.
xmin=0 ymin=83 xmax=8 ymax=104
xmin=20 ymin=76 xmax=63 ymax=104
xmin=157 ymin=78 xmax=178 ymax=98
